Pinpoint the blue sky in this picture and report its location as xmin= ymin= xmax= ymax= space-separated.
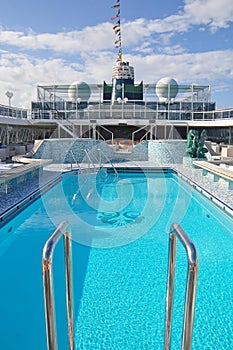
xmin=0 ymin=0 xmax=232 ymax=108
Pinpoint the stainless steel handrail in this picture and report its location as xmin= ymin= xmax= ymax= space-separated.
xmin=132 ymin=124 xmax=156 ymax=143
xmin=97 ymin=125 xmax=114 ymax=144
xmin=68 ymin=149 xmax=82 ymax=171
xmin=95 ymin=128 xmax=105 ymax=141
xmin=82 ymin=148 xmax=107 ymax=180
xmin=84 ymin=149 xmax=97 ymax=170
xmin=164 ymin=223 xmax=198 ymax=350
xmin=97 ymin=148 xmax=118 ymax=178
xmin=42 ymin=221 xmax=74 ymax=350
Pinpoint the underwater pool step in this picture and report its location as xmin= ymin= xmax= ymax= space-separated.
xmin=107 ymin=166 xmax=173 ymax=174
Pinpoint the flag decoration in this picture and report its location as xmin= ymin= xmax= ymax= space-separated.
xmin=110 ymin=0 xmax=122 ymax=64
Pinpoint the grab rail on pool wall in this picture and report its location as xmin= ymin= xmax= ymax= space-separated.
xmin=42 ymin=221 xmax=74 ymax=350
xmin=84 ymin=149 xmax=98 ymax=171
xmin=68 ymin=149 xmax=82 ymax=172
xmin=97 ymin=147 xmax=118 ymax=178
xmin=84 ymin=148 xmax=118 ymax=179
xmin=164 ymin=223 xmax=198 ymax=350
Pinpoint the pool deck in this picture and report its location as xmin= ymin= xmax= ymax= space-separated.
xmin=0 ymin=160 xmax=233 ymax=218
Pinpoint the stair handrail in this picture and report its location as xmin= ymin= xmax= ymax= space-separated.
xmin=132 ymin=124 xmax=153 ymax=143
xmin=97 ymin=125 xmax=114 ymax=144
xmin=42 ymin=221 xmax=74 ymax=350
xmin=84 ymin=149 xmax=97 ymax=170
xmin=95 ymin=128 xmax=105 ymax=141
xmin=56 ymin=119 xmax=76 ymax=137
xmin=164 ymin=222 xmax=198 ymax=350
xmin=50 ymin=108 xmax=76 ymax=137
xmin=97 ymin=147 xmax=118 ymax=178
xmin=68 ymin=149 xmax=82 ymax=171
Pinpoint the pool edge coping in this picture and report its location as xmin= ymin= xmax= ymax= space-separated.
xmin=0 ymin=173 xmax=62 ymax=227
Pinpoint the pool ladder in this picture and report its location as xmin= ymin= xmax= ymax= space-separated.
xmin=42 ymin=221 xmax=74 ymax=350
xmin=84 ymin=148 xmax=118 ymax=179
xmin=42 ymin=222 xmax=198 ymax=350
xmin=164 ymin=223 xmax=198 ymax=350
xmin=68 ymin=148 xmax=118 ymax=178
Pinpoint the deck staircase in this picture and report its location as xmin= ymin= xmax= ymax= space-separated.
xmin=56 ymin=119 xmax=78 ymax=138
xmin=49 ymin=109 xmax=78 ymax=138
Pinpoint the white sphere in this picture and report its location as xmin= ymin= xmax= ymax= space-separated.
xmin=68 ymin=81 xmax=91 ymax=102
xmin=156 ymin=77 xmax=179 ymax=102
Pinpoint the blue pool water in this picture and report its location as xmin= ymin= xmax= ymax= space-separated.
xmin=0 ymin=170 xmax=233 ymax=349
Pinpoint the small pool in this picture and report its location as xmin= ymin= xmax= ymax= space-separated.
xmin=0 ymin=169 xmax=233 ymax=349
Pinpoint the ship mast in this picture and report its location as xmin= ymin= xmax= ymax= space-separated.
xmin=110 ymin=1 xmax=137 ymax=103
xmin=110 ymin=0 xmax=122 ymax=65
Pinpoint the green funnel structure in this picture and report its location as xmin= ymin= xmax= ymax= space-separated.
xmin=186 ymin=129 xmax=208 ymax=158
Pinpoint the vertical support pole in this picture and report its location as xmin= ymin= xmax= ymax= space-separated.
xmin=6 ymin=125 xmax=9 ymax=145
xmin=42 ymin=263 xmax=58 ymax=350
xmin=97 ymin=84 xmax=102 ymax=119
xmin=164 ymin=233 xmax=176 ymax=350
xmin=92 ymin=124 xmax=96 ymax=140
xmin=64 ymin=232 xmax=75 ymax=350
xmin=150 ymin=125 xmax=153 ymax=140
xmin=191 ymin=84 xmax=194 ymax=121
xmin=182 ymin=264 xmax=198 ymax=350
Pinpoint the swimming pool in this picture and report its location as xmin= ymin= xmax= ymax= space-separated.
xmin=0 ymin=168 xmax=233 ymax=349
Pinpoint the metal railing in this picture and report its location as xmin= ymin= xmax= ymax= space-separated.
xmin=42 ymin=221 xmax=74 ymax=350
xmin=31 ymin=104 xmax=233 ymax=121
xmin=164 ymin=223 xmax=198 ymax=350
xmin=95 ymin=128 xmax=105 ymax=141
xmin=95 ymin=124 xmax=114 ymax=144
xmin=68 ymin=149 xmax=82 ymax=172
xmin=132 ymin=124 xmax=154 ymax=143
xmin=68 ymin=149 xmax=98 ymax=179
xmin=42 ymin=221 xmax=197 ymax=350
xmin=84 ymin=149 xmax=97 ymax=171
xmin=97 ymin=147 xmax=118 ymax=178
xmin=56 ymin=119 xmax=77 ymax=138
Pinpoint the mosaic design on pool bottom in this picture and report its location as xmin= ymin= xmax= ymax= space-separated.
xmin=97 ymin=211 xmax=145 ymax=227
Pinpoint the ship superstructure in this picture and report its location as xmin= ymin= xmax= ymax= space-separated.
xmin=0 ymin=0 xmax=232 ymax=146
xmin=28 ymin=69 xmax=220 ymax=141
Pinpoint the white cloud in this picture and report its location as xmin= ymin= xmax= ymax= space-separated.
xmin=0 ymin=1 xmax=232 ymax=54
xmin=147 ymin=15 xmax=191 ymax=34
xmin=148 ymin=0 xmax=233 ymax=34
xmin=184 ymin=0 xmax=233 ymax=30
xmin=121 ymin=49 xmax=233 ymax=97
xmin=0 ymin=22 xmax=114 ymax=52
xmin=158 ymin=45 xmax=187 ymax=55
xmin=1 ymin=47 xmax=232 ymax=108
xmin=0 ymin=1 xmax=232 ymax=107
xmin=0 ymin=51 xmax=91 ymax=107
